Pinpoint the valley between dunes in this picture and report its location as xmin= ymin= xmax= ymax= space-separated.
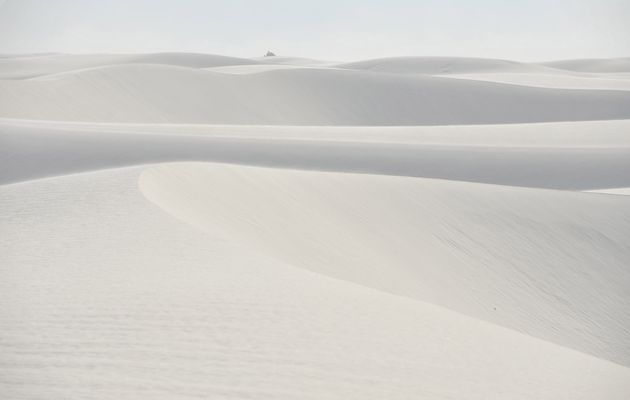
xmin=1 ymin=53 xmax=630 ymax=399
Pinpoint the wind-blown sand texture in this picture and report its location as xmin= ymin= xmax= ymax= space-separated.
xmin=2 ymin=53 xmax=630 ymax=399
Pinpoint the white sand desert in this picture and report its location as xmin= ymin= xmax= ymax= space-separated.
xmin=2 ymin=53 xmax=630 ymax=399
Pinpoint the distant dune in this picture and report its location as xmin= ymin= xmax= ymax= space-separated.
xmin=336 ymin=56 xmax=561 ymax=74
xmin=0 ymin=52 xmax=261 ymax=79
xmin=542 ymin=57 xmax=630 ymax=73
xmin=2 ymin=63 xmax=630 ymax=124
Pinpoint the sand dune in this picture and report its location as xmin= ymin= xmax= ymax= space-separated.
xmin=205 ymin=63 xmax=308 ymax=74
xmin=2 ymin=119 xmax=630 ymax=189
xmin=0 ymin=52 xmax=261 ymax=79
xmin=140 ymin=162 xmax=630 ymax=367
xmin=1 ymin=166 xmax=629 ymax=399
xmin=2 ymin=63 xmax=630 ymax=124
xmin=258 ymin=56 xmax=338 ymax=66
xmin=543 ymin=58 xmax=630 ymax=73
xmin=588 ymin=187 xmax=630 ymax=196
xmin=337 ymin=56 xmax=562 ymax=74
xmin=2 ymin=51 xmax=629 ymax=399
xmin=336 ymin=56 xmax=630 ymax=90
xmin=442 ymin=72 xmax=630 ymax=90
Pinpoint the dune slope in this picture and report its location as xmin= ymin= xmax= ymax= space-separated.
xmin=543 ymin=58 xmax=630 ymax=73
xmin=0 ymin=52 xmax=261 ymax=79
xmin=441 ymin=73 xmax=630 ymax=90
xmin=2 ymin=64 xmax=630 ymax=124
xmin=1 ymin=166 xmax=629 ymax=399
xmin=336 ymin=56 xmax=561 ymax=74
xmin=2 ymin=119 xmax=630 ymax=189
xmin=140 ymin=163 xmax=630 ymax=367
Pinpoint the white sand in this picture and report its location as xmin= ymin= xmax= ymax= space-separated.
xmin=140 ymin=162 xmax=630 ymax=365
xmin=2 ymin=119 xmax=630 ymax=189
xmin=587 ymin=187 xmax=630 ymax=196
xmin=440 ymin=73 xmax=630 ymax=90
xmin=1 ymin=53 xmax=629 ymax=399
xmin=2 ymin=166 xmax=629 ymax=399
xmin=2 ymin=62 xmax=630 ymax=124
xmin=542 ymin=58 xmax=630 ymax=73
xmin=337 ymin=56 xmax=563 ymax=74
xmin=0 ymin=52 xmax=262 ymax=79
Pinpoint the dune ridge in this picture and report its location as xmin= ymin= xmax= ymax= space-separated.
xmin=2 ymin=63 xmax=630 ymax=125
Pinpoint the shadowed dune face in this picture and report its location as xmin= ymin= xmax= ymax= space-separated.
xmin=440 ymin=73 xmax=630 ymax=91
xmin=2 ymin=119 xmax=630 ymax=188
xmin=542 ymin=58 xmax=630 ymax=73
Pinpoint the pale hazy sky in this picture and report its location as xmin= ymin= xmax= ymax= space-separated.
xmin=0 ymin=0 xmax=628 ymax=61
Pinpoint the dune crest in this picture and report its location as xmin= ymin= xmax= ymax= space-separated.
xmin=140 ymin=162 xmax=630 ymax=367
